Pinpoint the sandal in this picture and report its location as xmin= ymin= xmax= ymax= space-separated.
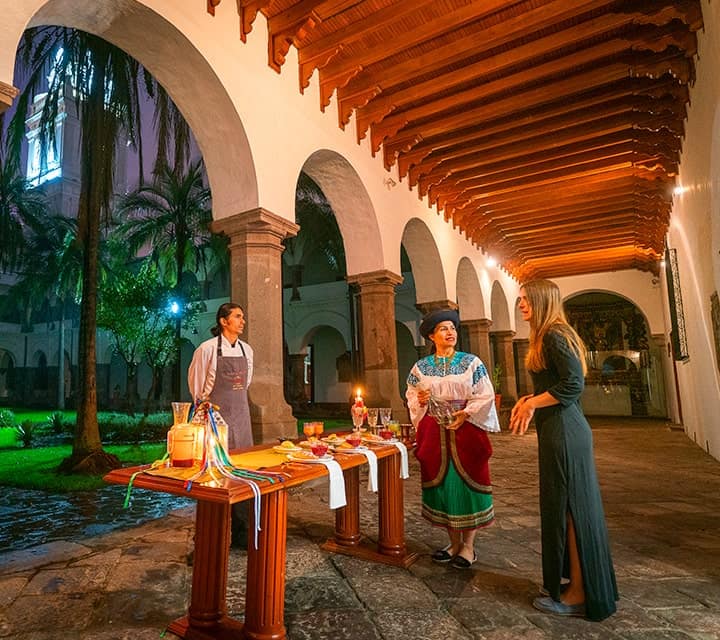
xmin=431 ymin=544 xmax=454 ymax=563
xmin=450 ymin=551 xmax=477 ymax=569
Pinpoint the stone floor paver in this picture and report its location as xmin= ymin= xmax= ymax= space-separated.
xmin=1 ymin=417 xmax=719 ymax=639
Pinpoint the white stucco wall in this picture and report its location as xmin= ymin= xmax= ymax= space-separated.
xmin=5 ymin=0 xmax=717 ymax=451
xmin=663 ymin=0 xmax=720 ymax=459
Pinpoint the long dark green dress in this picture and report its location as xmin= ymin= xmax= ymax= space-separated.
xmin=531 ymin=330 xmax=618 ymax=621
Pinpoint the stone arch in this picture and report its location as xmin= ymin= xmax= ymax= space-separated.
xmin=302 ymin=324 xmax=349 ymax=404
xmin=564 ymin=289 xmax=653 ymax=342
xmin=300 ymin=150 xmax=382 ymax=276
xmin=0 ymin=350 xmax=16 ymax=400
xmin=456 ymin=257 xmax=486 ymax=320
xmin=286 ymin=309 xmax=350 ymax=354
xmin=490 ymin=280 xmax=512 ymax=331
xmin=14 ymin=0 xmax=259 ymax=221
xmin=31 ymin=350 xmax=49 ymax=391
xmin=401 ymin=218 xmax=447 ymax=304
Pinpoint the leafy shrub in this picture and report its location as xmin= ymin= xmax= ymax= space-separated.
xmin=15 ymin=420 xmax=36 ymax=448
xmin=44 ymin=411 xmax=74 ymax=436
xmin=98 ymin=411 xmax=171 ymax=444
xmin=0 ymin=409 xmax=16 ymax=429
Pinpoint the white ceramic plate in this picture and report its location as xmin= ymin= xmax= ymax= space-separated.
xmin=273 ymin=444 xmax=301 ymax=453
xmin=287 ymin=453 xmax=333 ymax=463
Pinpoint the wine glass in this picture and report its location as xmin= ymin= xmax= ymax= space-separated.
xmin=351 ymin=406 xmax=364 ymax=431
xmin=387 ymin=420 xmax=401 ymax=439
xmin=303 ymin=422 xmax=315 ymax=440
xmin=314 ymin=421 xmax=324 ymax=438
xmin=379 ymin=408 xmax=392 ymax=430
xmin=366 ymin=408 xmax=379 ymax=435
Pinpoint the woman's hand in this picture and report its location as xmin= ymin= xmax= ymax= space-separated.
xmin=446 ymin=410 xmax=468 ymax=430
xmin=509 ymin=395 xmax=534 ymax=435
xmin=416 ymin=388 xmax=431 ymax=406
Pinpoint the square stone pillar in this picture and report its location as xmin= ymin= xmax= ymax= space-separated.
xmin=213 ymin=208 xmax=299 ymax=441
xmin=347 ymin=270 xmax=405 ymax=417
xmin=513 ymin=338 xmax=533 ymax=397
xmin=461 ymin=318 xmax=492 ymax=368
xmin=491 ymin=330 xmax=518 ymax=402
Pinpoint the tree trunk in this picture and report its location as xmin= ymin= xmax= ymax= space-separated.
xmin=60 ymin=82 xmax=119 ymax=475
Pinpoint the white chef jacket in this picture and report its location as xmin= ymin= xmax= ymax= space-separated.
xmin=187 ymin=335 xmax=254 ymax=402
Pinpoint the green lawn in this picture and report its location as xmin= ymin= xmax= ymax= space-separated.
xmin=0 ymin=443 xmax=168 ymax=492
xmin=0 ymin=410 xmax=353 ymax=492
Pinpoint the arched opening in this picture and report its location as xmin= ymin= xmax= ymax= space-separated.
xmin=565 ymin=291 xmax=665 ymax=418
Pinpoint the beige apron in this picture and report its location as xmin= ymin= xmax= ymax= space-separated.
xmin=209 ymin=334 xmax=253 ymax=450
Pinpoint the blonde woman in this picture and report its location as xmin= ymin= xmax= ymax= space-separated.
xmin=510 ymin=280 xmax=617 ymax=621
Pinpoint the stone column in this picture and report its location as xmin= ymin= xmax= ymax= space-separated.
xmin=513 ymin=338 xmax=532 ymax=396
xmin=415 ymin=300 xmax=458 ymax=357
xmin=462 ymin=318 xmax=492 ymax=367
xmin=347 ymin=270 xmax=405 ymax=417
xmin=212 ymin=208 xmax=299 ymax=442
xmin=491 ymin=330 xmax=518 ymax=402
xmin=0 ymin=82 xmax=18 ymax=115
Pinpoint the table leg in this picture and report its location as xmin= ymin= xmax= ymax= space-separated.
xmin=243 ymin=490 xmax=288 ymax=640
xmin=167 ymin=500 xmax=246 ymax=639
xmin=377 ymin=453 xmax=406 ymax=558
xmin=334 ymin=466 xmax=361 ymax=546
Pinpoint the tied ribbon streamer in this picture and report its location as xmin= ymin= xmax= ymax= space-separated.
xmin=123 ymin=452 xmax=169 ymax=510
xmin=179 ymin=402 xmax=287 ymax=550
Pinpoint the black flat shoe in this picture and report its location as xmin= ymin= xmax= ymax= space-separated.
xmin=431 ymin=544 xmax=454 ymax=563
xmin=450 ymin=552 xmax=477 ymax=569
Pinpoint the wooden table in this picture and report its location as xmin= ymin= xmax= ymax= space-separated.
xmin=104 ymin=440 xmax=416 ymax=640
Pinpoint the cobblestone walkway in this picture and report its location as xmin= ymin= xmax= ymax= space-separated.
xmin=1 ymin=417 xmax=719 ymax=639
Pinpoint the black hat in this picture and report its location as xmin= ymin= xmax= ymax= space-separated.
xmin=419 ymin=308 xmax=459 ymax=339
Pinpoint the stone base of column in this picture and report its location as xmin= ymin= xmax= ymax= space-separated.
xmin=249 ymin=381 xmax=297 ymax=442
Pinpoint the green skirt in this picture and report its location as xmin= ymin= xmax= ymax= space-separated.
xmin=422 ymin=460 xmax=494 ymax=531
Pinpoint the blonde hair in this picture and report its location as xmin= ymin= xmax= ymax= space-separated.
xmin=522 ymin=279 xmax=587 ymax=375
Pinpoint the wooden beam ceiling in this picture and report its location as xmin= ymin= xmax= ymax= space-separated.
xmin=208 ymin=0 xmax=703 ymax=280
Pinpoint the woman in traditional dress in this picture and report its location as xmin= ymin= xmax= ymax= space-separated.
xmin=510 ymin=279 xmax=618 ymax=620
xmin=406 ymin=308 xmax=500 ymax=569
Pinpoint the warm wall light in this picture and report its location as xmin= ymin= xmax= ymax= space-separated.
xmin=673 ymin=185 xmax=687 ymax=196
xmin=486 ymin=256 xmax=497 ymax=268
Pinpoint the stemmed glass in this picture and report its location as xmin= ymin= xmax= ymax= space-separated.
xmin=366 ymin=408 xmax=379 ymax=435
xmin=379 ymin=408 xmax=392 ymax=431
xmin=351 ymin=406 xmax=365 ymax=431
xmin=314 ymin=421 xmax=324 ymax=438
xmin=303 ymin=422 xmax=315 ymax=440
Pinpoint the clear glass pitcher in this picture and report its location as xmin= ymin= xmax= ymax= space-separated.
xmin=167 ymin=422 xmax=204 ymax=467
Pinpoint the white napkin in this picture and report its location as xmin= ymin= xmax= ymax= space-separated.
xmin=315 ymin=458 xmax=347 ymax=509
xmin=355 ymin=448 xmax=378 ymax=492
xmin=392 ymin=441 xmax=410 ymax=479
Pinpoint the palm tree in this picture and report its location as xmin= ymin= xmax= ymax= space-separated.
xmin=0 ymin=137 xmax=47 ymax=273
xmin=7 ymin=26 xmax=159 ymax=473
xmin=283 ymin=173 xmax=346 ymax=299
xmin=115 ymin=159 xmax=215 ymax=290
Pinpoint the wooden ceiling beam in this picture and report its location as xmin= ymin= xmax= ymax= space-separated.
xmin=337 ymin=0 xmax=641 ymax=111
xmin=315 ymin=0 xmax=511 ymax=109
xmin=415 ymin=128 xmax=681 ymax=196
xmin=394 ymin=88 xmax=686 ymax=177
xmin=375 ymin=62 xmax=689 ymax=157
xmin=352 ymin=22 xmax=694 ymax=135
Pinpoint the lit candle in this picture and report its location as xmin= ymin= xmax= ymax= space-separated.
xmin=354 ymin=387 xmax=364 ymax=407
